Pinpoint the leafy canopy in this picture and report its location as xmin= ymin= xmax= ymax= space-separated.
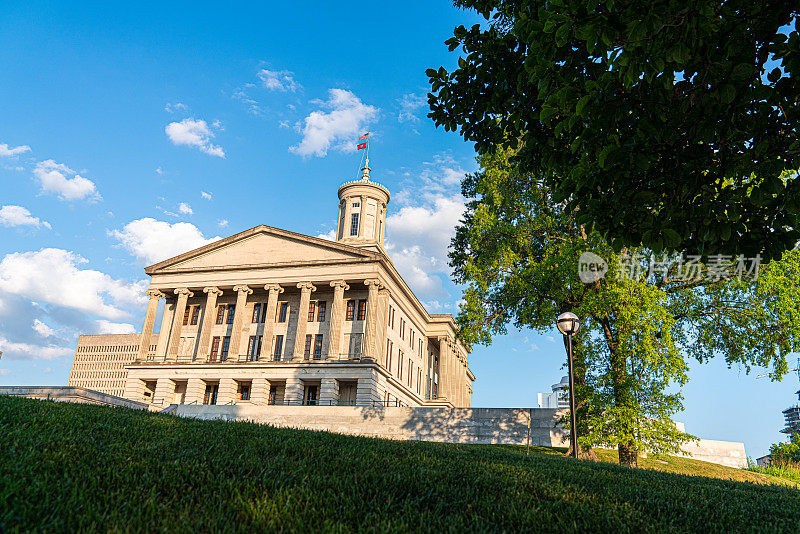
xmin=451 ymin=147 xmax=800 ymax=465
xmin=429 ymin=0 xmax=800 ymax=261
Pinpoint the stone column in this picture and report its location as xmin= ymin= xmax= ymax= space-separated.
xmin=218 ymin=378 xmax=238 ymax=405
xmin=228 ymin=285 xmax=253 ymax=361
xmin=358 ymin=194 xmax=367 ymax=237
xmin=250 ymin=378 xmax=269 ymax=405
xmin=155 ymin=297 xmax=176 ymax=359
xmin=122 ymin=377 xmax=145 ymax=402
xmin=166 ymin=288 xmax=193 ymax=361
xmin=185 ymin=378 xmax=206 ymax=405
xmin=285 ymin=377 xmax=304 ymax=405
xmin=374 ymin=288 xmax=389 ymax=366
xmin=342 ymin=197 xmax=353 ymax=238
xmin=336 ymin=201 xmax=344 ymax=240
xmin=292 ymin=282 xmax=316 ymax=360
xmin=320 ymin=377 xmax=339 ymax=406
xmin=196 ymin=287 xmax=223 ymax=360
xmin=153 ymin=378 xmax=174 ymax=406
xmin=326 ymin=280 xmax=349 ymax=359
xmin=259 ymin=284 xmax=284 ymax=360
xmin=355 ymin=372 xmax=379 ymax=405
xmin=438 ymin=336 xmax=450 ymax=401
xmin=362 ymin=279 xmax=382 ymax=361
xmin=137 ymin=289 xmax=164 ymax=362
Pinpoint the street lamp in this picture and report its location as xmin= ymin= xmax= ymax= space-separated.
xmin=556 ymin=311 xmax=580 ymax=459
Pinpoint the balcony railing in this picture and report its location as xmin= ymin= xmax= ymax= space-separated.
xmin=265 ymin=399 xmax=407 ymax=407
xmin=136 ymin=353 xmax=374 ymax=364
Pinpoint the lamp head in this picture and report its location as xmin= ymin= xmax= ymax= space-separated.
xmin=556 ymin=311 xmax=580 ymax=336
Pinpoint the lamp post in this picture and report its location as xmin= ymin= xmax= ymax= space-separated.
xmin=556 ymin=311 xmax=580 ymax=459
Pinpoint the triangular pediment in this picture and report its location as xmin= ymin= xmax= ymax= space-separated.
xmin=144 ymin=225 xmax=379 ymax=274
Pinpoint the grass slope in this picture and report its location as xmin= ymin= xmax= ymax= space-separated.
xmin=1 ymin=396 xmax=799 ymax=532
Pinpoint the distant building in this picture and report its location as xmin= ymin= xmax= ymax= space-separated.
xmin=67 ymin=164 xmax=474 ymax=408
xmin=781 ymin=390 xmax=800 ymax=435
xmin=537 ymin=376 xmax=569 ymax=409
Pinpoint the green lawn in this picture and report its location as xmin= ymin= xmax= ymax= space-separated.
xmin=1 ymin=396 xmax=799 ymax=532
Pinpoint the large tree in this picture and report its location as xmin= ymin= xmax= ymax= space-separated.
xmin=452 ymin=147 xmax=800 ymax=466
xmin=429 ymin=0 xmax=800 ymax=261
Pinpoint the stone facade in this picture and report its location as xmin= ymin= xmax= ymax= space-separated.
xmin=68 ymin=167 xmax=474 ymax=409
xmin=173 ymin=404 xmax=748 ymax=469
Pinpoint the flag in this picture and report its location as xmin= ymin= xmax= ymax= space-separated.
xmin=357 ymin=142 xmax=367 ymax=150
xmin=358 ymin=133 xmax=369 ymax=140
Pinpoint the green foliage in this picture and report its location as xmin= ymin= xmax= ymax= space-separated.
xmin=450 ymin=148 xmax=800 ymax=466
xmin=2 ymin=396 xmax=800 ymax=532
xmin=428 ymin=0 xmax=800 ymax=261
xmin=770 ymin=433 xmax=800 ymax=465
xmin=747 ymin=462 xmax=800 ymax=485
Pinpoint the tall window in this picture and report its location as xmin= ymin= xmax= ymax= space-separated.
xmin=385 ymin=340 xmax=393 ymax=371
xmin=247 ymin=335 xmax=261 ymax=360
xmin=226 ymin=305 xmax=235 ymax=324
xmin=350 ymin=213 xmax=359 ymax=236
xmin=317 ymin=301 xmax=326 ymax=322
xmin=182 ymin=306 xmax=191 ymax=326
xmin=216 ymin=305 xmax=225 ymax=325
xmin=239 ymin=383 xmax=251 ymax=401
xmin=273 ymin=335 xmax=284 ymax=360
xmin=398 ymin=351 xmax=404 ymax=380
xmin=314 ymin=334 xmax=323 ymax=359
xmin=278 ymin=302 xmax=288 ymax=322
xmin=221 ymin=336 xmax=231 ymax=359
xmin=408 ymin=360 xmax=413 ymax=387
xmin=190 ymin=306 xmax=200 ymax=325
xmin=400 ymin=318 xmax=405 ymax=340
xmin=410 ymin=330 xmax=415 ymax=347
xmin=345 ymin=300 xmax=355 ymax=321
xmin=388 ymin=306 xmax=393 ymax=327
xmin=252 ymin=303 xmax=262 ymax=323
xmin=357 ymin=299 xmax=366 ymax=320
xmin=304 ymin=334 xmax=313 ymax=358
xmin=307 ymin=301 xmax=316 ymax=322
xmin=210 ymin=337 xmax=221 ymax=358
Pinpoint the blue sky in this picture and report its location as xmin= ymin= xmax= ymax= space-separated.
xmin=0 ymin=0 xmax=796 ymax=459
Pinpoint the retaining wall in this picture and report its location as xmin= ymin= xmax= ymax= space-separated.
xmin=174 ymin=404 xmax=747 ymax=468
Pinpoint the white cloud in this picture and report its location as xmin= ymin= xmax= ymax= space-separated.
xmin=165 ymin=102 xmax=188 ymax=113
xmin=95 ymin=320 xmax=135 ymax=334
xmin=386 ymin=195 xmax=466 ymax=270
xmin=155 ymin=167 xmax=164 ymax=175
xmin=290 ymin=89 xmax=379 ymax=157
xmin=397 ymin=93 xmax=427 ymax=123
xmin=32 ymin=319 xmax=54 ymax=337
xmin=382 ymin=155 xmax=473 ymax=301
xmin=217 ymin=219 xmax=229 ymax=228
xmin=317 ymin=229 xmax=336 ymax=241
xmin=0 ymin=335 xmax=73 ymax=360
xmin=0 ymin=205 xmax=51 ymax=229
xmin=200 ymin=191 xmax=212 ymax=200
xmin=165 ymin=118 xmax=225 ymax=158
xmin=33 ymin=160 xmax=101 ymax=201
xmin=0 ymin=143 xmax=31 ymax=157
xmin=178 ymin=202 xmax=193 ymax=215
xmin=0 ymin=248 xmax=146 ymax=320
xmin=258 ymin=69 xmax=300 ymax=92
xmin=109 ymin=218 xmax=220 ymax=265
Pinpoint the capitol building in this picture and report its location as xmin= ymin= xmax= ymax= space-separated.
xmin=67 ymin=165 xmax=474 ymax=408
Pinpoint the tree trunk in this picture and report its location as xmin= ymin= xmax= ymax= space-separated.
xmin=618 ymin=441 xmax=638 ymax=468
xmin=567 ymin=443 xmax=599 ymax=461
xmin=601 ymin=317 xmax=638 ymax=468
